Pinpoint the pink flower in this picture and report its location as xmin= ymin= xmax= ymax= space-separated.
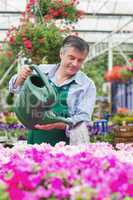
xmin=51 ymin=177 xmax=63 ymax=189
xmin=0 ymin=143 xmax=133 ymax=199
xmin=126 ymin=183 xmax=133 ymax=197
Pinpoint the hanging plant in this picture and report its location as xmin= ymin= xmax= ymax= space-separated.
xmin=104 ymin=66 xmax=122 ymax=82
xmin=6 ymin=21 xmax=68 ymax=64
xmin=104 ymin=65 xmax=133 ymax=82
xmin=26 ymin=0 xmax=84 ymax=23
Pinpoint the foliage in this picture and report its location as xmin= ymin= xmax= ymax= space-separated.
xmin=111 ymin=108 xmax=133 ymax=125
xmin=0 ymin=50 xmax=14 ymax=68
xmin=6 ymin=93 xmax=14 ymax=105
xmin=120 ymin=66 xmax=133 ymax=80
xmin=90 ymin=133 xmax=115 ymax=144
xmin=0 ymin=49 xmax=17 ymax=88
xmin=111 ymin=115 xmax=133 ymax=125
xmin=3 ymin=113 xmax=18 ymax=124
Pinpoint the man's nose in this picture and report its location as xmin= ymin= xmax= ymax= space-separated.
xmin=72 ymin=59 xmax=79 ymax=66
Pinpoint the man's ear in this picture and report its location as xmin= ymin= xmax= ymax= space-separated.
xmin=59 ymin=48 xmax=63 ymax=59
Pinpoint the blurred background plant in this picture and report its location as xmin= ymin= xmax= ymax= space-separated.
xmin=0 ymin=48 xmax=17 ymax=89
xmin=0 ymin=112 xmax=27 ymax=143
xmin=90 ymin=133 xmax=115 ymax=144
xmin=0 ymin=181 xmax=9 ymax=200
xmin=104 ymin=63 xmax=133 ymax=82
xmin=111 ymin=107 xmax=133 ymax=125
xmin=82 ymin=53 xmax=126 ymax=96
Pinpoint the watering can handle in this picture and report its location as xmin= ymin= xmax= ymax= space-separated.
xmin=29 ymin=64 xmax=55 ymax=97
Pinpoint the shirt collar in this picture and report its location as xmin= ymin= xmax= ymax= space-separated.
xmin=44 ymin=64 xmax=83 ymax=85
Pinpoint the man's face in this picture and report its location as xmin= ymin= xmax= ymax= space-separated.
xmin=60 ymin=47 xmax=88 ymax=76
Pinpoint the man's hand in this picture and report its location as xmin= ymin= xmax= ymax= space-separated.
xmin=15 ymin=66 xmax=32 ymax=87
xmin=34 ymin=122 xmax=67 ymax=130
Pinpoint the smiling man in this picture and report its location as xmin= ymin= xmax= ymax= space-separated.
xmin=9 ymin=35 xmax=96 ymax=145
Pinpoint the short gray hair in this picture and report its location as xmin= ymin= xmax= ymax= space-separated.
xmin=61 ymin=35 xmax=89 ymax=54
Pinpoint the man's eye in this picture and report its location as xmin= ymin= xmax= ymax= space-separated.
xmin=70 ymin=56 xmax=75 ymax=60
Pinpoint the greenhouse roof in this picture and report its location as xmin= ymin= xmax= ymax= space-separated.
xmin=0 ymin=0 xmax=133 ymax=44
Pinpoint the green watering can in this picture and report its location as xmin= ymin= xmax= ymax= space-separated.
xmin=14 ymin=65 xmax=72 ymax=129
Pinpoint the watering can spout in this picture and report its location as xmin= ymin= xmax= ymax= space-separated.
xmin=14 ymin=65 xmax=72 ymax=129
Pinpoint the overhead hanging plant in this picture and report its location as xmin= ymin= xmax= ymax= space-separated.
xmin=6 ymin=21 xmax=68 ymax=64
xmin=104 ymin=64 xmax=133 ymax=82
xmin=2 ymin=0 xmax=85 ymax=66
xmin=26 ymin=0 xmax=84 ymax=23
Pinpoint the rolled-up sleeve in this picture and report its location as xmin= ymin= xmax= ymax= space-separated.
xmin=65 ymin=80 xmax=96 ymax=136
xmin=9 ymin=74 xmax=21 ymax=93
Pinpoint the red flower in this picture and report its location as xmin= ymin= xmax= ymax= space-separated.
xmin=26 ymin=4 xmax=30 ymax=12
xmin=53 ymin=11 xmax=60 ymax=17
xmin=58 ymin=8 xmax=64 ymax=14
xmin=49 ymin=8 xmax=55 ymax=14
xmin=63 ymin=12 xmax=68 ymax=17
xmin=44 ymin=15 xmax=53 ymax=21
xmin=104 ymin=66 xmax=122 ymax=81
xmin=76 ymin=10 xmax=85 ymax=18
xmin=9 ymin=36 xmax=15 ymax=44
xmin=23 ymin=40 xmax=32 ymax=49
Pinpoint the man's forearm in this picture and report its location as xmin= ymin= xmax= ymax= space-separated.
xmin=54 ymin=122 xmax=67 ymax=130
xmin=34 ymin=122 xmax=67 ymax=131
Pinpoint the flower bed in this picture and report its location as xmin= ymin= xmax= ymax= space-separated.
xmin=0 ymin=142 xmax=133 ymax=199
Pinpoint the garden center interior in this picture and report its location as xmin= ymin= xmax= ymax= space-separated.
xmin=0 ymin=1 xmax=133 ymax=199
xmin=0 ymin=0 xmax=133 ymax=140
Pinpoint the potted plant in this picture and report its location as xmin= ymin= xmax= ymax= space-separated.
xmin=111 ymin=108 xmax=133 ymax=143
